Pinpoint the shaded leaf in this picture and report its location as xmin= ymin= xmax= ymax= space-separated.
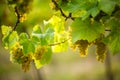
xmin=98 ymin=0 xmax=116 ymax=15
xmin=71 ymin=18 xmax=104 ymax=43
xmin=21 ymin=40 xmax=35 ymax=54
xmin=40 ymin=47 xmax=52 ymax=64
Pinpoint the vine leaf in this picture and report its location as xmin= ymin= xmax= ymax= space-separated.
xmin=32 ymin=24 xmax=42 ymax=34
xmin=1 ymin=25 xmax=12 ymax=35
xmin=98 ymin=0 xmax=116 ymax=15
xmin=60 ymin=0 xmax=81 ymax=13
xmin=34 ymin=47 xmax=52 ymax=69
xmin=34 ymin=60 xmax=43 ymax=69
xmin=71 ymin=18 xmax=105 ymax=43
xmin=90 ymin=7 xmax=100 ymax=17
xmin=1 ymin=25 xmax=19 ymax=49
xmin=20 ymin=33 xmax=35 ymax=54
xmin=32 ymin=24 xmax=54 ymax=45
xmin=19 ymin=33 xmax=29 ymax=43
xmin=105 ymin=18 xmax=120 ymax=54
xmin=40 ymin=47 xmax=52 ymax=64
xmin=109 ymin=36 xmax=120 ymax=55
xmin=52 ymin=33 xmax=68 ymax=52
xmin=45 ymin=16 xmax=68 ymax=52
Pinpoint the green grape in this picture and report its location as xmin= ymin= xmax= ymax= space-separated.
xmin=75 ymin=40 xmax=90 ymax=57
xmin=34 ymin=46 xmax=46 ymax=60
xmin=95 ymin=40 xmax=107 ymax=62
xmin=21 ymin=54 xmax=32 ymax=72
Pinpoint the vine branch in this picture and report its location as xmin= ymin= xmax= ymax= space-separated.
xmin=12 ymin=6 xmax=20 ymax=31
xmin=48 ymin=38 xmax=70 ymax=46
xmin=52 ymin=0 xmax=67 ymax=17
xmin=52 ymin=0 xmax=74 ymax=20
xmin=105 ymin=29 xmax=111 ymax=32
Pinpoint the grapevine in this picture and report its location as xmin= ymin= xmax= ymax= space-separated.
xmin=1 ymin=0 xmax=120 ymax=72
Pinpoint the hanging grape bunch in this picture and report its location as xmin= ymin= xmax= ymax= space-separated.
xmin=10 ymin=42 xmax=23 ymax=63
xmin=71 ymin=40 xmax=90 ymax=57
xmin=10 ymin=42 xmax=32 ymax=72
xmin=94 ymin=39 xmax=107 ymax=62
xmin=21 ymin=54 xmax=32 ymax=72
xmin=34 ymin=46 xmax=47 ymax=60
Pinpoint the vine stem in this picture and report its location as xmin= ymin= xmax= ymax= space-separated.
xmin=52 ymin=0 xmax=74 ymax=20
xmin=12 ymin=6 xmax=20 ymax=31
xmin=105 ymin=29 xmax=111 ymax=32
xmin=48 ymin=38 xmax=70 ymax=46
xmin=52 ymin=0 xmax=67 ymax=17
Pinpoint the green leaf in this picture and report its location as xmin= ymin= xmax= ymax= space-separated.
xmin=107 ymin=32 xmax=120 ymax=55
xmin=2 ymin=34 xmax=10 ymax=49
xmin=105 ymin=17 xmax=120 ymax=54
xmin=2 ymin=31 xmax=19 ymax=49
xmin=22 ymin=40 xmax=35 ymax=54
xmin=115 ymin=0 xmax=120 ymax=6
xmin=34 ymin=47 xmax=52 ymax=69
xmin=19 ymin=33 xmax=29 ymax=44
xmin=81 ymin=1 xmax=99 ymax=20
xmin=44 ymin=16 xmax=68 ymax=52
xmin=32 ymin=24 xmax=54 ymax=45
xmin=32 ymin=24 xmax=42 ymax=34
xmin=98 ymin=0 xmax=116 ymax=15
xmin=52 ymin=42 xmax=68 ymax=52
xmin=82 ymin=11 xmax=91 ymax=20
xmin=34 ymin=60 xmax=43 ymax=69
xmin=31 ymin=36 xmax=41 ymax=44
xmin=9 ymin=31 xmax=19 ymax=49
xmin=19 ymin=33 xmax=35 ymax=54
xmin=71 ymin=18 xmax=105 ymax=43
xmin=1 ymin=25 xmax=12 ymax=35
xmin=48 ymin=16 xmax=65 ymax=33
xmin=40 ymin=47 xmax=52 ymax=64
xmin=44 ymin=28 xmax=54 ymax=44
xmin=90 ymin=7 xmax=100 ymax=17
xmin=109 ymin=36 xmax=120 ymax=55
xmin=52 ymin=33 xmax=68 ymax=52
xmin=60 ymin=1 xmax=81 ymax=13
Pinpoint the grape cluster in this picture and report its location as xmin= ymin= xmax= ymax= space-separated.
xmin=21 ymin=54 xmax=32 ymax=72
xmin=34 ymin=46 xmax=46 ymax=60
xmin=71 ymin=40 xmax=90 ymax=57
xmin=10 ymin=42 xmax=32 ymax=72
xmin=10 ymin=42 xmax=23 ymax=63
xmin=76 ymin=40 xmax=90 ymax=57
xmin=10 ymin=43 xmax=48 ymax=72
xmin=95 ymin=40 xmax=107 ymax=62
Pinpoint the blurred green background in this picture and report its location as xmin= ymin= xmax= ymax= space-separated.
xmin=0 ymin=0 xmax=120 ymax=80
